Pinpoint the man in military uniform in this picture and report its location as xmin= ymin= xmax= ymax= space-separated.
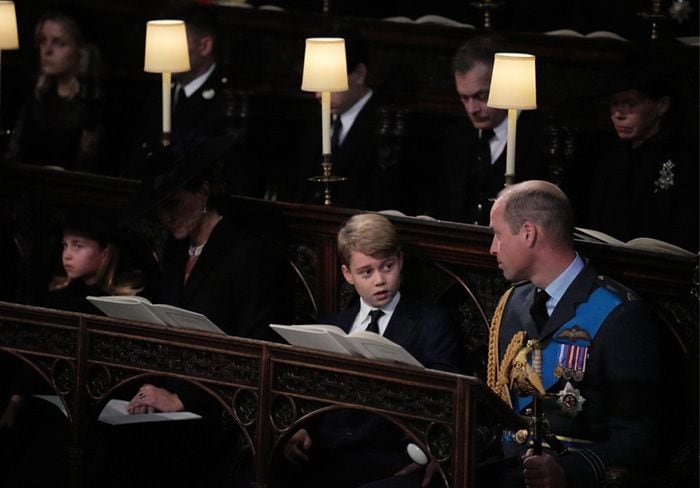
xmin=486 ymin=180 xmax=660 ymax=487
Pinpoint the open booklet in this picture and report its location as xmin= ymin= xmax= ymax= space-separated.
xmin=34 ymin=395 xmax=201 ymax=425
xmin=544 ymin=29 xmax=627 ymax=41
xmin=270 ymin=323 xmax=422 ymax=368
xmin=383 ymin=14 xmax=474 ymax=28
xmin=87 ymin=296 xmax=225 ymax=334
xmin=574 ymin=227 xmax=696 ymax=257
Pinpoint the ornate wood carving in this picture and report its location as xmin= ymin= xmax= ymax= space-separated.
xmin=0 ymin=302 xmax=515 ymax=488
xmin=273 ymin=362 xmax=454 ymax=421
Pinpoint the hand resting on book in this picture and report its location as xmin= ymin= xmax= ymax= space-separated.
xmin=126 ymin=383 xmax=185 ymax=414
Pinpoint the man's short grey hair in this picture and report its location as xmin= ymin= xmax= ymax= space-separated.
xmin=497 ymin=181 xmax=574 ymax=247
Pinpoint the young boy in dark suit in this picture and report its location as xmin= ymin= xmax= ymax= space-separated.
xmin=283 ymin=213 xmax=463 ymax=488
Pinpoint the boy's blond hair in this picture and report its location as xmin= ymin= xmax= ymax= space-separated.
xmin=337 ymin=213 xmax=401 ymax=265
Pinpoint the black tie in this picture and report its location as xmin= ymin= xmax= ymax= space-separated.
xmin=174 ymin=84 xmax=186 ymax=109
xmin=476 ymin=128 xmax=494 ymax=165
xmin=530 ymin=289 xmax=550 ymax=332
xmin=366 ymin=309 xmax=384 ymax=334
xmin=331 ymin=115 xmax=343 ymax=153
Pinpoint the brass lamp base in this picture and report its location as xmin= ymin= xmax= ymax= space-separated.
xmin=308 ymin=154 xmax=347 ymax=206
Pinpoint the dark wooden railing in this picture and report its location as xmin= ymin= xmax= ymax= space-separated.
xmin=0 ymin=301 xmax=520 ymax=487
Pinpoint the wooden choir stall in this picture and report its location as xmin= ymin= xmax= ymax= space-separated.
xmin=0 ymin=165 xmax=698 ymax=487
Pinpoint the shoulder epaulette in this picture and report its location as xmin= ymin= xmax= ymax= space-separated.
xmin=594 ymin=274 xmax=639 ymax=302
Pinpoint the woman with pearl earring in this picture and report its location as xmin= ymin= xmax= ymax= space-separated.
xmin=97 ymin=135 xmax=290 ymax=488
xmin=126 ymin=135 xmax=287 ymax=414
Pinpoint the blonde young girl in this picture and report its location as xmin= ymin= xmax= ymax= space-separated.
xmin=45 ymin=212 xmax=143 ymax=313
xmin=0 ymin=211 xmax=146 ymax=433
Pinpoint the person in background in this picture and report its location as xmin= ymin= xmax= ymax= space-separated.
xmin=428 ymin=34 xmax=548 ymax=225
xmin=285 ymin=32 xmax=405 ymax=211
xmin=130 ymin=1 xmax=263 ymax=197
xmin=583 ymin=78 xmax=698 ymax=252
xmin=167 ymin=1 xmax=236 ymax=147
xmin=283 ymin=213 xmax=463 ymax=488
xmin=4 ymin=11 xmax=103 ymax=172
xmin=484 ymin=180 xmax=660 ymax=487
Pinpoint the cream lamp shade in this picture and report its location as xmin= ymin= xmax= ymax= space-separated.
xmin=301 ymin=38 xmax=348 ymax=92
xmin=0 ymin=1 xmax=19 ymax=50
xmin=144 ymin=20 xmax=190 ymax=73
xmin=487 ymin=53 xmax=537 ymax=110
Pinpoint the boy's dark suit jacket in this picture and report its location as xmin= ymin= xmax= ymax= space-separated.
xmin=329 ymin=297 xmax=463 ymax=373
xmin=298 ymin=296 xmax=464 ymax=487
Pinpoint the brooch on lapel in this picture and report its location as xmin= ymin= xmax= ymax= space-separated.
xmin=653 ymin=159 xmax=675 ymax=192
xmin=202 ymin=89 xmax=215 ymax=100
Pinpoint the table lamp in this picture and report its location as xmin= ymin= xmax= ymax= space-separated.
xmin=487 ymin=53 xmax=537 ymax=186
xmin=301 ymin=37 xmax=348 ymax=206
xmin=144 ymin=20 xmax=190 ymax=147
xmin=0 ymin=1 xmax=18 ymax=132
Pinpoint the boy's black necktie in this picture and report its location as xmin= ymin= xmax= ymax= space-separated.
xmin=366 ymin=309 xmax=384 ymax=334
xmin=530 ymin=289 xmax=550 ymax=332
xmin=476 ymin=128 xmax=494 ymax=165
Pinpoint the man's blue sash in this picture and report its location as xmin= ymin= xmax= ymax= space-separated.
xmin=514 ymin=286 xmax=622 ymax=412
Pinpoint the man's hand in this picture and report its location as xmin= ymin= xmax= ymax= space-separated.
xmin=522 ymin=448 xmax=566 ymax=488
xmin=284 ymin=428 xmax=312 ymax=464
xmin=126 ymin=384 xmax=184 ymax=414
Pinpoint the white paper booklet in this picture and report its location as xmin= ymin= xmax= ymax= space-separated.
xmin=33 ymin=396 xmax=202 ymax=425
xmin=270 ymin=323 xmax=423 ymax=368
xmin=383 ymin=14 xmax=474 ymax=28
xmin=87 ymin=296 xmax=225 ymax=334
xmin=574 ymin=227 xmax=696 ymax=257
xmin=544 ymin=29 xmax=627 ymax=41
xmin=97 ymin=399 xmax=202 ymax=425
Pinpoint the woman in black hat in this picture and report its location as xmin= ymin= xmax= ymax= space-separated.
xmin=127 ymin=135 xmax=285 ymax=413
xmin=96 ymin=135 xmax=289 ymax=488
